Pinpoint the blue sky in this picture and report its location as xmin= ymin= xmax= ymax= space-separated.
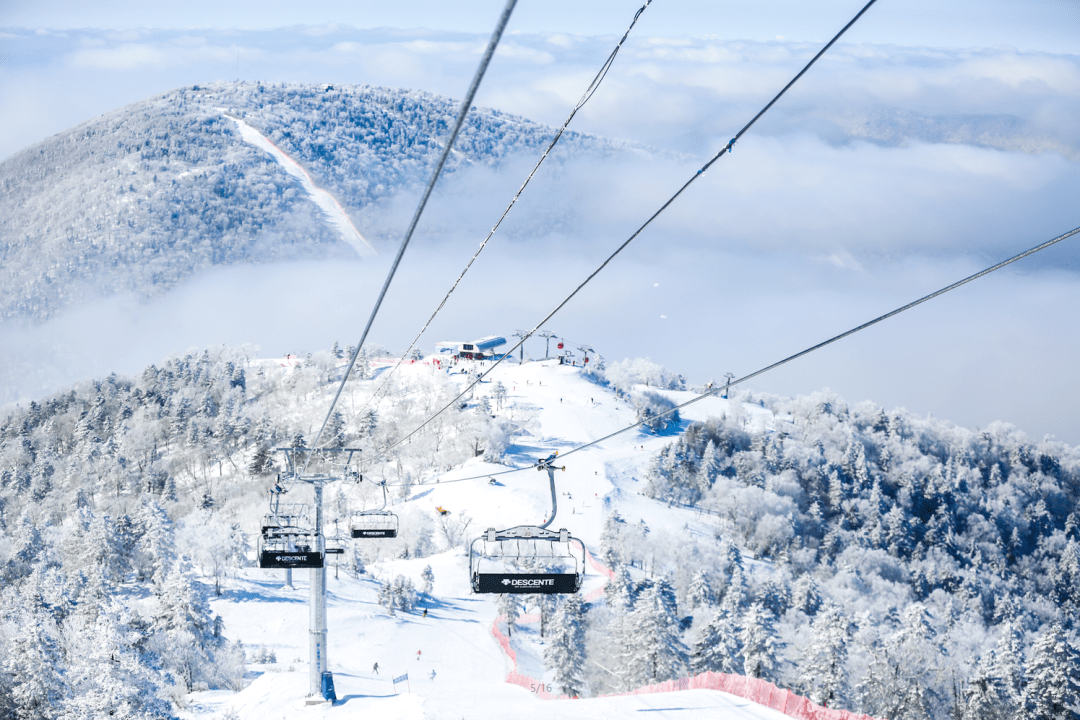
xmin=2 ymin=0 xmax=1079 ymax=442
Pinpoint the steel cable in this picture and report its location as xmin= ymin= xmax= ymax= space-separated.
xmin=368 ymin=0 xmax=880 ymax=464
xmin=319 ymin=1 xmax=654 ymax=448
xmin=304 ymin=0 xmax=519 ymax=468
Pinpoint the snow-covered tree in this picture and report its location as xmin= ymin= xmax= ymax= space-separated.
xmin=420 ymin=564 xmax=434 ymax=594
xmin=690 ymin=606 xmax=742 ymax=675
xmin=61 ymin=600 xmax=172 ymax=720
xmin=797 ymin=605 xmax=852 ymax=707
xmin=686 ymin=569 xmax=716 ymax=610
xmin=620 ymin=579 xmax=688 ymax=688
xmin=739 ymin=602 xmax=783 ymax=681
xmin=545 ymin=594 xmax=587 ymax=697
xmin=497 ymin=593 xmax=520 ymax=637
xmin=1023 ymin=623 xmax=1080 ymax=720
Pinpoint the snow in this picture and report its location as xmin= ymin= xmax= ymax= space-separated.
xmin=224 ymin=113 xmax=375 ymax=259
xmin=180 ymin=358 xmax=809 ymax=720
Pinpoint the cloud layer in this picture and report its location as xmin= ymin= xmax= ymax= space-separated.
xmin=1 ymin=22 xmax=1078 ymax=442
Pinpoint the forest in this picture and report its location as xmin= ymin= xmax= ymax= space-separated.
xmin=0 ymin=347 xmax=1078 ymax=719
xmin=0 ymin=82 xmax=622 ymax=323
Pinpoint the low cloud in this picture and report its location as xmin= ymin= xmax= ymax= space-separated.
xmin=1 ymin=25 xmax=1078 ymax=443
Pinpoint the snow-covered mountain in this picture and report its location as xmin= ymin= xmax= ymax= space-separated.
xmin=0 ymin=82 xmax=621 ymax=322
xmin=2 ymin=346 xmax=1078 ymax=718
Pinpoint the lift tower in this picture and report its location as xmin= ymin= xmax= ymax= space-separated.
xmin=274 ymin=447 xmax=359 ymax=702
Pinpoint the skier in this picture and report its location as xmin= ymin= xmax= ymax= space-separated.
xmin=373 ymin=662 xmax=379 ymax=674
xmin=430 ymin=670 xmax=436 ymax=681
xmin=423 ymin=608 xmax=428 ymax=618
xmin=417 ymin=650 xmax=422 ymax=661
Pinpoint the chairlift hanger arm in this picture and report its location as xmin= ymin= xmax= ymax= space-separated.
xmin=534 ymin=451 xmax=566 ymax=529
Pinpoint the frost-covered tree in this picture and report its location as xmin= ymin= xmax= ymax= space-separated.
xmin=61 ymin=600 xmax=172 ymax=720
xmin=135 ymin=497 xmax=175 ymax=587
xmin=739 ymin=602 xmax=783 ymax=681
xmin=544 ymin=594 xmax=587 ymax=697
xmin=962 ymin=652 xmax=1011 ymax=720
xmin=686 ymin=569 xmax=716 ymax=610
xmin=3 ymin=604 xmax=68 ymax=720
xmin=990 ymin=615 xmax=1026 ymax=711
xmin=1023 ymin=623 xmax=1080 ymax=720
xmin=797 ymin=605 xmax=851 ymax=707
xmin=497 ymin=593 xmax=521 ymax=637
xmin=151 ymin=563 xmax=221 ymax=691
xmin=621 ymin=579 xmax=688 ymax=688
xmin=690 ymin=606 xmax=742 ymax=675
xmin=420 ymin=564 xmax=434 ymax=594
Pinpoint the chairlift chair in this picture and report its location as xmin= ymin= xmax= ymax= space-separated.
xmin=468 ymin=450 xmax=583 ymax=594
xmin=261 ymin=505 xmax=308 ymax=535
xmin=470 ymin=525 xmax=584 ymax=594
xmin=349 ymin=480 xmax=399 ymax=539
xmin=257 ymin=530 xmax=324 ymax=569
xmin=350 ymin=510 xmax=399 ymax=539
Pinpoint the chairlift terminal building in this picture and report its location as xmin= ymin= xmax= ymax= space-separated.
xmin=435 ymin=335 xmax=507 ymax=360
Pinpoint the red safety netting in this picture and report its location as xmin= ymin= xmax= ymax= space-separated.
xmin=613 ymin=672 xmax=880 ymax=720
xmin=489 ymin=546 xmax=882 ymax=720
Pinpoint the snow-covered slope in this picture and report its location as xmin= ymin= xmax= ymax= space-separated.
xmin=181 ymin=358 xmax=794 ymax=719
xmin=4 ymin=347 xmax=1078 ymax=719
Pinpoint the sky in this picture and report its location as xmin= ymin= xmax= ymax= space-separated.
xmin=2 ymin=0 xmax=1080 ymax=443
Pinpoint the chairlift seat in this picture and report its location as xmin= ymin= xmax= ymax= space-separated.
xmin=470 ymin=526 xmax=584 ymax=594
xmin=258 ymin=532 xmax=324 ymax=569
xmin=350 ymin=510 xmax=399 ymax=539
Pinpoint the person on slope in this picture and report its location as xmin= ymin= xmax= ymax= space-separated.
xmin=372 ymin=662 xmax=379 ymax=674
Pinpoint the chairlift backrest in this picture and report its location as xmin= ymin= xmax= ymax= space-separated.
xmin=469 ymin=526 xmax=583 ymax=594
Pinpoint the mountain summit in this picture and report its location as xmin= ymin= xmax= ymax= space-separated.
xmin=0 ymin=81 xmax=613 ymax=322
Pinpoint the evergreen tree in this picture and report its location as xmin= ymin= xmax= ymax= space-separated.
xmin=690 ymin=606 xmax=742 ymax=675
xmin=797 ymin=605 xmax=851 ymax=707
xmin=3 ymin=604 xmax=68 ymax=720
xmin=621 ymin=579 xmax=688 ymax=688
xmin=497 ymin=593 xmax=520 ymax=637
xmin=136 ymin=497 xmax=175 ymax=587
xmin=739 ymin=602 xmax=782 ymax=681
xmin=1023 ymin=623 xmax=1080 ymax=720
xmin=962 ymin=652 xmax=1010 ymax=720
xmin=544 ymin=594 xmax=587 ymax=697
xmin=686 ymin=569 xmax=716 ymax=610
xmin=248 ymin=444 xmax=273 ymax=475
xmin=151 ymin=563 xmax=216 ymax=691
xmin=600 ymin=511 xmax=626 ymax=567
xmin=61 ymin=600 xmax=172 ymax=720
xmin=990 ymin=616 xmax=1026 ymax=711
xmin=605 ymin=564 xmax=635 ymax=615
xmin=421 ymin=565 xmax=434 ymax=594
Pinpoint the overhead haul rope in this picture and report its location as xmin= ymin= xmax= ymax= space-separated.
xmin=366 ymin=0 xmax=880 ymax=465
xmin=556 ymin=224 xmax=1080 ymax=460
xmin=303 ymin=0 xmax=519 ymax=469
xmin=377 ymin=222 xmax=1080 ymax=484
xmin=318 ymin=0 xmax=654 ymax=449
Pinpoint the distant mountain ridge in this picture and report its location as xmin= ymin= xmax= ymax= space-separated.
xmin=0 ymin=81 xmax=619 ymax=322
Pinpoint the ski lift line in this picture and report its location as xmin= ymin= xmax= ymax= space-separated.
xmin=316 ymin=1 xmax=654 ymax=449
xmin=713 ymin=0 xmax=880 ymax=163
xmin=367 ymin=0 xmax=879 ymax=464
xmin=559 ymin=223 xmax=1080 ymax=460
xmin=304 ymin=0 xmax=519 ymax=469
xmin=380 ymin=464 xmax=525 ymax=489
